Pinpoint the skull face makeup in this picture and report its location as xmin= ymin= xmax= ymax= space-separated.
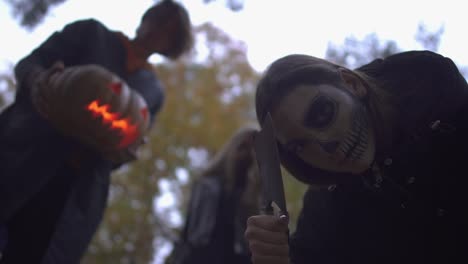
xmin=272 ymin=83 xmax=376 ymax=174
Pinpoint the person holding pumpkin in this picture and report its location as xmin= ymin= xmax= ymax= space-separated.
xmin=0 ymin=0 xmax=193 ymax=263
xmin=244 ymin=51 xmax=468 ymax=264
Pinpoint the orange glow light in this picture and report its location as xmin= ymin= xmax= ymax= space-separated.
xmin=86 ymin=100 xmax=138 ymax=148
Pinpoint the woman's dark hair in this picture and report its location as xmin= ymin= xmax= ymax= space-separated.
xmin=142 ymin=0 xmax=194 ymax=59
xmin=255 ymin=54 xmax=343 ymax=125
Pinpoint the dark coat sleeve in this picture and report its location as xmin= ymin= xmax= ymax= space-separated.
xmin=183 ymin=176 xmax=222 ymax=247
xmin=289 ymin=184 xmax=406 ymax=264
xmin=0 ymin=20 xmax=104 ymax=224
xmin=289 ymin=187 xmax=343 ymax=264
xmin=14 ymin=19 xmax=104 ymax=102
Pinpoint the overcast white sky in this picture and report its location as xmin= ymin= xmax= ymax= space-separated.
xmin=1 ymin=0 xmax=468 ymax=74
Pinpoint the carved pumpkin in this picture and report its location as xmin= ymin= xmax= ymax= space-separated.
xmin=37 ymin=64 xmax=150 ymax=163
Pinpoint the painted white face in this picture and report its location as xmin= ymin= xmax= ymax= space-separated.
xmin=272 ymin=83 xmax=376 ymax=174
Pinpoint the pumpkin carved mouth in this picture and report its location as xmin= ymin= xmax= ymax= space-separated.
xmin=86 ymin=100 xmax=139 ymax=148
xmin=34 ymin=64 xmax=151 ymax=163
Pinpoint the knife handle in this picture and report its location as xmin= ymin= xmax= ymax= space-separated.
xmin=260 ymin=203 xmax=274 ymax=215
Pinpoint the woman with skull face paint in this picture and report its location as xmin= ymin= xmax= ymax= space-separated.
xmin=244 ymin=50 xmax=468 ymax=264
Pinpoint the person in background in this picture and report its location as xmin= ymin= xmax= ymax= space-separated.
xmin=170 ymin=127 xmax=261 ymax=264
xmin=0 ymin=1 xmax=193 ymax=263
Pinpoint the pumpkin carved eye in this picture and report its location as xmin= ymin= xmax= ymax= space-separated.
xmin=36 ymin=64 xmax=150 ymax=163
xmin=108 ymin=82 xmax=123 ymax=95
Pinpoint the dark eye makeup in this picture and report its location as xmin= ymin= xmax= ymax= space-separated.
xmin=303 ymin=94 xmax=337 ymax=129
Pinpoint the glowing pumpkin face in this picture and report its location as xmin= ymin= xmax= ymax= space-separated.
xmin=40 ymin=64 xmax=150 ymax=163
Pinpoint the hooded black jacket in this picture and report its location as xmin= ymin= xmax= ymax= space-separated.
xmin=289 ymin=51 xmax=468 ymax=264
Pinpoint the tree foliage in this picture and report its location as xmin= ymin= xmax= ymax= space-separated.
xmin=3 ymin=0 xmax=244 ymax=30
xmin=203 ymin=0 xmax=244 ymax=11
xmin=325 ymin=23 xmax=446 ymax=69
xmin=415 ymin=23 xmax=444 ymax=52
xmin=81 ymin=22 xmax=259 ymax=264
xmin=0 ymin=70 xmax=16 ymax=111
xmin=325 ymin=33 xmax=400 ymax=69
xmin=324 ymin=23 xmax=468 ymax=79
xmin=3 ymin=0 xmax=67 ymax=30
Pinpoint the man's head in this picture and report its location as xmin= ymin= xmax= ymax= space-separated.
xmin=256 ymin=54 xmax=377 ymax=184
xmin=136 ymin=0 xmax=193 ymax=59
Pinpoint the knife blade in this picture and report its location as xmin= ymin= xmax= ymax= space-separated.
xmin=253 ymin=112 xmax=288 ymax=217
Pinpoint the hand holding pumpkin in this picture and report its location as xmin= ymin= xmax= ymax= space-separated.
xmin=106 ymin=136 xmax=149 ymax=163
xmin=31 ymin=61 xmax=65 ymax=119
xmin=33 ymin=64 xmax=151 ymax=164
